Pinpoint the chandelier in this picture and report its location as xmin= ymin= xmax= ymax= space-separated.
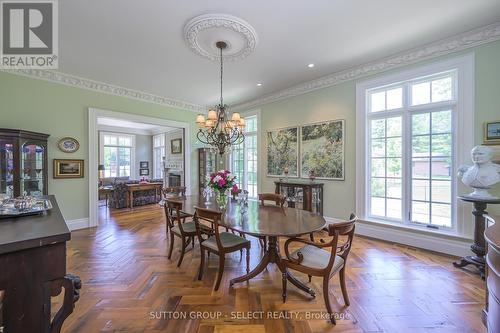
xmin=196 ymin=41 xmax=245 ymax=156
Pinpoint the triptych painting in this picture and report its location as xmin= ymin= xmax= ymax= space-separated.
xmin=266 ymin=119 xmax=345 ymax=180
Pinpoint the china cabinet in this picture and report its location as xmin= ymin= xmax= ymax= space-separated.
xmin=274 ymin=179 xmax=324 ymax=215
xmin=198 ymin=148 xmax=221 ymax=195
xmin=0 ymin=129 xmax=49 ymax=198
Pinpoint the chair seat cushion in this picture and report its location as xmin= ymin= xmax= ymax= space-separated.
xmin=171 ymin=221 xmax=211 ymax=235
xmin=203 ymin=232 xmax=249 ymax=251
xmin=290 ymin=244 xmax=344 ymax=273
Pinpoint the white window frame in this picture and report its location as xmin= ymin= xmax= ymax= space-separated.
xmin=230 ymin=110 xmax=261 ymax=199
xmin=153 ymin=133 xmax=166 ymax=179
xmin=356 ymin=54 xmax=474 ymax=237
xmin=99 ymin=131 xmax=136 ymax=178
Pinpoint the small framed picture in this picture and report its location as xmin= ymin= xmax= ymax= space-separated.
xmin=140 ymin=161 xmax=149 ymax=169
xmin=140 ymin=168 xmax=149 ymax=176
xmin=171 ymin=138 xmax=182 ymax=154
xmin=58 ymin=137 xmax=80 ymax=153
xmin=484 ymin=121 xmax=500 ymax=144
xmin=53 ymin=159 xmax=84 ymax=178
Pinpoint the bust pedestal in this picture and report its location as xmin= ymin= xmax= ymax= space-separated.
xmin=453 ymin=196 xmax=500 ymax=279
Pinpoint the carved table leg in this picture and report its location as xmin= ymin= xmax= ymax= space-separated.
xmin=230 ymin=236 xmax=316 ymax=297
xmin=45 ymin=274 xmax=81 ymax=333
xmin=453 ymin=201 xmax=486 ymax=279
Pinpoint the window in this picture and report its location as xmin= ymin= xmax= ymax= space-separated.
xmin=231 ymin=114 xmax=259 ymax=198
xmin=100 ymin=132 xmax=135 ymax=178
xmin=153 ymin=134 xmax=165 ymax=179
xmin=357 ymin=55 xmax=474 ymax=233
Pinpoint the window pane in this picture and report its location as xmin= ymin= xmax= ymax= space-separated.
xmin=412 ymin=136 xmax=430 ymax=156
xmin=431 ymin=134 xmax=451 ymax=156
xmin=412 ymin=201 xmax=429 ymax=223
xmin=387 ymin=199 xmax=401 ymax=219
xmin=431 ymin=203 xmax=451 ymax=227
xmin=371 ymin=158 xmax=385 ymax=177
xmin=386 ymin=158 xmax=402 ymax=177
xmin=386 ymin=137 xmax=401 ymax=157
xmin=431 ymin=77 xmax=452 ymax=103
xmin=371 ymin=139 xmax=385 ymax=157
xmin=431 ymin=180 xmax=451 ymax=203
xmin=412 ymin=113 xmax=430 ymax=135
xmin=387 ymin=117 xmax=402 ymax=137
xmin=432 ymin=111 xmax=452 ymax=134
xmin=371 ymin=178 xmax=385 ymax=197
xmin=371 ymin=119 xmax=385 ymax=138
xmin=412 ymin=179 xmax=430 ymax=201
xmin=387 ymin=179 xmax=401 ymax=199
xmin=431 ymin=158 xmax=451 ymax=180
xmin=386 ymin=88 xmax=403 ymax=110
xmin=371 ymin=197 xmax=385 ymax=217
xmin=411 ymin=81 xmax=430 ymax=105
xmin=370 ymin=91 xmax=385 ymax=112
xmin=412 ymin=158 xmax=430 ymax=178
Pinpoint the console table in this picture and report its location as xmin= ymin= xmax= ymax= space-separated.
xmin=0 ymin=195 xmax=80 ymax=333
xmin=453 ymin=196 xmax=500 ymax=279
xmin=126 ymin=182 xmax=163 ymax=208
xmin=274 ymin=180 xmax=324 ymax=215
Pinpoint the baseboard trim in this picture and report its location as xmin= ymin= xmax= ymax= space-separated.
xmin=325 ymin=217 xmax=473 ymax=257
xmin=66 ymin=218 xmax=90 ymax=231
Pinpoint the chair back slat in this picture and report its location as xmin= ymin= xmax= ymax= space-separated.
xmin=164 ymin=199 xmax=184 ymax=231
xmin=258 ymin=193 xmax=286 ymax=207
xmin=326 ymin=214 xmax=357 ymax=271
xmin=194 ymin=206 xmax=224 ymax=249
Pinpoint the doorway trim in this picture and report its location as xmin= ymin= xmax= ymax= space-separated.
xmin=88 ymin=107 xmax=192 ymax=228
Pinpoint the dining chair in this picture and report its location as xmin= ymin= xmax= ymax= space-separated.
xmin=164 ymin=199 xmax=212 ymax=267
xmin=257 ymin=193 xmax=286 ymax=250
xmin=281 ymin=213 xmax=357 ymax=324
xmin=258 ymin=193 xmax=286 ymax=207
xmin=193 ymin=206 xmax=251 ymax=291
xmin=163 ymin=186 xmax=186 ymax=197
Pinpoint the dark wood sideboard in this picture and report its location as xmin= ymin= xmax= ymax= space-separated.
xmin=484 ymin=214 xmax=500 ymax=333
xmin=275 ymin=180 xmax=324 ymax=215
xmin=0 ymin=195 xmax=80 ymax=333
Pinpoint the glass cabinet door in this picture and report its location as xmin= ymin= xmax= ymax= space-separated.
xmin=0 ymin=139 xmax=15 ymax=198
xmin=21 ymin=142 xmax=45 ymax=196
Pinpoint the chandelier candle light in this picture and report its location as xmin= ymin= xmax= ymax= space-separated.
xmin=196 ymin=41 xmax=246 ymax=156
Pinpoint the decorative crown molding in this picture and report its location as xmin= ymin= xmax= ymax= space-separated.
xmin=233 ymin=21 xmax=500 ymax=111
xmin=184 ymin=14 xmax=258 ymax=62
xmin=0 ymin=68 xmax=205 ymax=113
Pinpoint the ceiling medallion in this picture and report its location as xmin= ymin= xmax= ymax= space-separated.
xmin=184 ymin=14 xmax=258 ymax=62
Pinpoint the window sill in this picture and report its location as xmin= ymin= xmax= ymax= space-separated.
xmin=357 ymin=218 xmax=472 ymax=243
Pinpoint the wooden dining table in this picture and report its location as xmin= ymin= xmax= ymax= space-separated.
xmin=165 ymin=195 xmax=326 ymax=297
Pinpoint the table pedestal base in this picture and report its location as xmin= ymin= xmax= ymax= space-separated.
xmin=230 ymin=236 xmax=316 ymax=298
xmin=453 ymin=256 xmax=485 ymax=279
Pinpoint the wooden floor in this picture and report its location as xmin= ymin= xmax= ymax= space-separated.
xmin=56 ymin=204 xmax=487 ymax=333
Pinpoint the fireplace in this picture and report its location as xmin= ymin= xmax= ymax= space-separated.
xmin=168 ymin=174 xmax=181 ymax=187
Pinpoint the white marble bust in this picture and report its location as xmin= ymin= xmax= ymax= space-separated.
xmin=458 ymin=145 xmax=500 ymax=199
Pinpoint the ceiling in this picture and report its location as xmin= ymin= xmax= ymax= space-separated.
xmin=60 ymin=0 xmax=500 ymax=107
xmin=97 ymin=117 xmax=176 ymax=134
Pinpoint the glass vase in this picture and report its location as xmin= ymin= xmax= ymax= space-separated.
xmin=215 ymin=189 xmax=228 ymax=209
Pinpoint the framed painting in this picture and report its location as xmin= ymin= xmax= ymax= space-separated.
xmin=300 ymin=119 xmax=345 ymax=180
xmin=484 ymin=120 xmax=500 ymax=145
xmin=171 ymin=138 xmax=182 ymax=154
xmin=139 ymin=161 xmax=149 ymax=169
xmin=53 ymin=159 xmax=84 ymax=179
xmin=266 ymin=126 xmax=299 ymax=177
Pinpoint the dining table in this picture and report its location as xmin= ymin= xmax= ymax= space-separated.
xmin=165 ymin=195 xmax=326 ymax=297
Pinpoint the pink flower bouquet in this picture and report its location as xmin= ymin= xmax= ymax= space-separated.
xmin=207 ymin=170 xmax=237 ymax=193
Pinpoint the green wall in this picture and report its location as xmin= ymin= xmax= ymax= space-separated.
xmin=258 ymin=40 xmax=500 ymax=219
xmin=0 ymin=72 xmax=197 ymax=221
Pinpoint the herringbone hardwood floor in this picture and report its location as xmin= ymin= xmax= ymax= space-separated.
xmin=55 ymin=204 xmax=486 ymax=333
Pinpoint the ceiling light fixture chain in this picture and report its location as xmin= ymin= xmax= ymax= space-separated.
xmin=196 ymin=41 xmax=245 ymax=156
